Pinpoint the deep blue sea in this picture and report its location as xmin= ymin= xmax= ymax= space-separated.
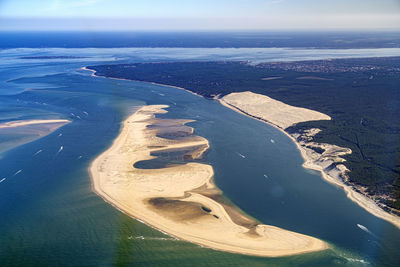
xmin=1 ymin=33 xmax=400 ymax=266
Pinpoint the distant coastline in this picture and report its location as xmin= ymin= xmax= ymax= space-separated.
xmin=81 ymin=66 xmax=202 ymax=98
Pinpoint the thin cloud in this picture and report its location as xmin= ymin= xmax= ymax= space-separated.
xmin=44 ymin=0 xmax=101 ymax=12
xmin=270 ymin=0 xmax=285 ymax=4
xmin=70 ymin=0 xmax=101 ymax=8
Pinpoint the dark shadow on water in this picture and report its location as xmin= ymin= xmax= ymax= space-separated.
xmin=134 ymin=145 xmax=208 ymax=169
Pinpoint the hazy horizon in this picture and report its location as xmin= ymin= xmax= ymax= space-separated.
xmin=1 ymin=0 xmax=399 ymax=31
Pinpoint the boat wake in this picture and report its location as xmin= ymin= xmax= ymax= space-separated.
xmin=357 ymin=224 xmax=370 ymax=233
xmin=33 ymin=149 xmax=43 ymax=156
xmin=56 ymin=146 xmax=64 ymax=156
xmin=13 ymin=169 xmax=22 ymax=176
xmin=357 ymin=224 xmax=378 ymax=239
xmin=236 ymin=152 xmax=246 ymax=158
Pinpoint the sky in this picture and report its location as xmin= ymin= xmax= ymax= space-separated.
xmin=0 ymin=0 xmax=399 ymax=31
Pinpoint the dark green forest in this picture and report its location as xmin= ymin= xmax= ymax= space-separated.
xmin=89 ymin=57 xmax=400 ymax=213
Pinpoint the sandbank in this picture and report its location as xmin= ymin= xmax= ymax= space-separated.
xmin=0 ymin=119 xmax=70 ymax=129
xmin=0 ymin=119 xmax=71 ymax=154
xmin=89 ymin=105 xmax=327 ymax=257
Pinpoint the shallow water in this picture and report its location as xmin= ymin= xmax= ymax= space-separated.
xmin=0 ymin=48 xmax=399 ymax=266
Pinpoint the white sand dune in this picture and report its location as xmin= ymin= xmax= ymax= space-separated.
xmin=220 ymin=91 xmax=400 ymax=229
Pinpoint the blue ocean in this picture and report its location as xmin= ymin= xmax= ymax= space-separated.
xmin=1 ymin=33 xmax=400 ymax=266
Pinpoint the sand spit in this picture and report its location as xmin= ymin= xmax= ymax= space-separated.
xmin=90 ymin=104 xmax=327 ymax=257
xmin=0 ymin=119 xmax=71 ymax=154
xmin=220 ymin=91 xmax=400 ymax=229
xmin=0 ymin=119 xmax=70 ymax=129
xmin=82 ymin=66 xmax=203 ymax=98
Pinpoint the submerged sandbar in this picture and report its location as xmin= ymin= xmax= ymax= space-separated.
xmin=0 ymin=119 xmax=70 ymax=129
xmin=0 ymin=119 xmax=71 ymax=154
xmin=89 ymin=104 xmax=327 ymax=257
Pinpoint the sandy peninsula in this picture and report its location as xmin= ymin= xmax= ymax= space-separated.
xmin=220 ymin=91 xmax=400 ymax=229
xmin=90 ymin=104 xmax=327 ymax=257
xmin=82 ymin=66 xmax=203 ymax=98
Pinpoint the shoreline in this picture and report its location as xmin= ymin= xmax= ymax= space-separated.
xmin=219 ymin=96 xmax=400 ymax=230
xmin=89 ymin=105 xmax=327 ymax=257
xmin=82 ymin=66 xmax=400 ymax=229
xmin=81 ymin=66 xmax=202 ymax=98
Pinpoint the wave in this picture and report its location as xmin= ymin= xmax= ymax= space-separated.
xmin=128 ymin=235 xmax=178 ymax=241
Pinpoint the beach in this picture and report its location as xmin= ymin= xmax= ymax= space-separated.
xmin=220 ymin=91 xmax=400 ymax=229
xmin=89 ymin=104 xmax=327 ymax=257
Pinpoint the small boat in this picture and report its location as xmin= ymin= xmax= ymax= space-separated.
xmin=357 ymin=224 xmax=369 ymax=233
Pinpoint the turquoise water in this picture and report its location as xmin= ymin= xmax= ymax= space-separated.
xmin=1 ymin=49 xmax=400 ymax=266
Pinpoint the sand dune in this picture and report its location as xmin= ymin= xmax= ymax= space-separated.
xmin=220 ymin=91 xmax=400 ymax=229
xmin=221 ymin=91 xmax=330 ymax=129
xmin=90 ymin=104 xmax=327 ymax=257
